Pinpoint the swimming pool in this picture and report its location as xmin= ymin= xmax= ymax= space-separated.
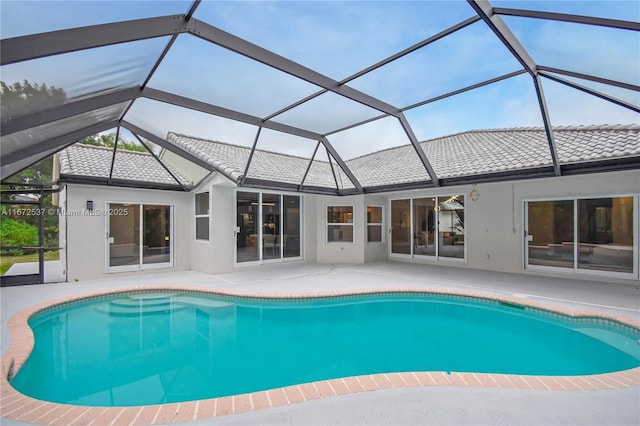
xmin=9 ymin=289 xmax=640 ymax=407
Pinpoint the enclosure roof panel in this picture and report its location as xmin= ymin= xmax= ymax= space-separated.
xmin=1 ymin=0 xmax=638 ymax=191
xmin=59 ymin=144 xmax=188 ymax=186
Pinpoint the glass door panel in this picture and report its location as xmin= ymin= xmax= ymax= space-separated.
xmin=526 ymin=200 xmax=574 ymax=268
xmin=438 ymin=195 xmax=465 ymax=259
xmin=413 ymin=198 xmax=436 ymax=257
xmin=262 ymin=193 xmax=281 ymax=261
xmin=236 ymin=192 xmax=259 ymax=263
xmin=283 ymin=195 xmax=301 ymax=258
xmin=142 ymin=205 xmax=171 ymax=265
xmin=108 ymin=203 xmax=140 ymax=268
xmin=578 ymin=197 xmax=633 ymax=273
xmin=391 ymin=199 xmax=411 ymax=255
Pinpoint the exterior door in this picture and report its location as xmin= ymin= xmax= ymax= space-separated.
xmin=108 ymin=203 xmax=172 ymax=271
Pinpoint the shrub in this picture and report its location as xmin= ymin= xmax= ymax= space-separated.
xmin=0 ymin=218 xmax=38 ymax=255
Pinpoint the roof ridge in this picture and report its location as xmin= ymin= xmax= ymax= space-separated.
xmin=69 ymin=143 xmax=152 ymax=156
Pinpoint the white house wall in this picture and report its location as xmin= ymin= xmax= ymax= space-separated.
xmin=384 ymin=169 xmax=639 ymax=283
xmin=63 ymin=170 xmax=639 ymax=283
xmin=315 ymin=195 xmax=366 ymax=264
xmin=189 ymin=173 xmax=236 ymax=275
xmin=64 ymin=184 xmax=191 ymax=281
xmin=188 ymin=173 xmax=319 ymax=275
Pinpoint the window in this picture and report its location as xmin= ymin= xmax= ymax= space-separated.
xmin=367 ymin=206 xmax=383 ymax=243
xmin=327 ymin=206 xmax=354 ymax=243
xmin=526 ymin=196 xmax=636 ymax=275
xmin=195 ymin=192 xmax=209 ymax=241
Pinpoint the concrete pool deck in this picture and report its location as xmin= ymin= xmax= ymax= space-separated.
xmin=1 ymin=261 xmax=639 ymax=425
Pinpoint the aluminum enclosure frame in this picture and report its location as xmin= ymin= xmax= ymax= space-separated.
xmin=1 ymin=0 xmax=638 ymax=194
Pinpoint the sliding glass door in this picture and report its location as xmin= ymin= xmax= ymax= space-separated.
xmin=391 ymin=199 xmax=411 ymax=255
xmin=525 ymin=200 xmax=574 ymax=269
xmin=525 ymin=196 xmax=637 ymax=276
xmin=108 ymin=203 xmax=172 ymax=271
xmin=413 ymin=198 xmax=436 ymax=256
xmin=391 ymin=196 xmax=465 ymax=260
xmin=283 ymin=195 xmax=301 ymax=258
xmin=108 ymin=204 xmax=140 ymax=269
xmin=143 ymin=205 xmax=171 ymax=265
xmin=236 ymin=192 xmax=259 ymax=263
xmin=236 ymin=191 xmax=302 ymax=264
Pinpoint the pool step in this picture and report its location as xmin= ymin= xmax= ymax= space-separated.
xmin=96 ymin=294 xmax=184 ymax=316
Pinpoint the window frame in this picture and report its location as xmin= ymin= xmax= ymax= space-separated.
xmin=388 ymin=194 xmax=466 ymax=262
xmin=105 ymin=201 xmax=174 ymax=273
xmin=366 ymin=205 xmax=384 ymax=243
xmin=326 ymin=205 xmax=355 ymax=244
xmin=234 ymin=189 xmax=303 ymax=265
xmin=194 ymin=191 xmax=210 ymax=241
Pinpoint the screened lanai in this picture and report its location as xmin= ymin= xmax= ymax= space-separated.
xmin=1 ymin=0 xmax=639 ymax=194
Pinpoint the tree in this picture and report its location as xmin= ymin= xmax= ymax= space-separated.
xmin=1 ymin=80 xmax=67 ymax=120
xmin=79 ymin=133 xmax=147 ymax=152
xmin=0 ymin=217 xmax=38 ymax=255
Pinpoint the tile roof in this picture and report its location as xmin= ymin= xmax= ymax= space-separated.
xmin=59 ymin=144 xmax=189 ymax=186
xmin=168 ymin=125 xmax=640 ymax=188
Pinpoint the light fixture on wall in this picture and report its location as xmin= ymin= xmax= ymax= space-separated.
xmin=469 ymin=184 xmax=480 ymax=202
xmin=86 ymin=200 xmax=94 ymax=211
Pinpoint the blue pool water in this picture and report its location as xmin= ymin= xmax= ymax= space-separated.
xmin=11 ymin=291 xmax=640 ymax=406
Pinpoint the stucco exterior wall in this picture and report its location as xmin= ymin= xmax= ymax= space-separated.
xmin=189 ymin=174 xmax=237 ymax=275
xmin=64 ymin=184 xmax=191 ymax=281
xmin=382 ymin=170 xmax=639 ymax=283
xmin=187 ymin=174 xmax=319 ymax=275
xmin=63 ymin=170 xmax=638 ymax=283
xmin=315 ymin=195 xmax=366 ymax=264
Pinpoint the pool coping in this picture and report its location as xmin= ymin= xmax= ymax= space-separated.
xmin=1 ymin=285 xmax=639 ymax=426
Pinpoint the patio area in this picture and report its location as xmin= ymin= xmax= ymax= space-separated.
xmin=1 ymin=261 xmax=639 ymax=425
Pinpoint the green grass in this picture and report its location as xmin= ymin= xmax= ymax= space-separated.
xmin=0 ymin=250 xmax=59 ymax=276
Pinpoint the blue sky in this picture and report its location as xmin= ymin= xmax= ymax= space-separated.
xmin=1 ymin=0 xmax=638 ymax=160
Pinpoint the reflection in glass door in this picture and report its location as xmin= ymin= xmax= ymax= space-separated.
xmin=236 ymin=192 xmax=259 ymax=263
xmin=578 ymin=197 xmax=634 ymax=274
xmin=413 ymin=198 xmax=436 ymax=256
xmin=262 ymin=193 xmax=281 ymax=261
xmin=143 ymin=205 xmax=171 ymax=265
xmin=391 ymin=199 xmax=411 ymax=254
xmin=438 ymin=195 xmax=465 ymax=259
xmin=526 ymin=200 xmax=574 ymax=269
xmin=283 ymin=195 xmax=301 ymax=258
xmin=108 ymin=204 xmax=140 ymax=269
